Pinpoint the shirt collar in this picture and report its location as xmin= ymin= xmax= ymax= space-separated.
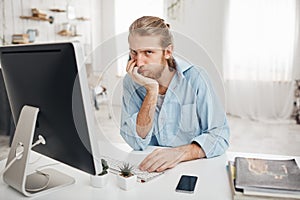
xmin=174 ymin=56 xmax=193 ymax=78
xmin=166 ymin=56 xmax=193 ymax=94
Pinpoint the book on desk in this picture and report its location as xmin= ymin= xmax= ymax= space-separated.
xmin=227 ymin=157 xmax=300 ymax=200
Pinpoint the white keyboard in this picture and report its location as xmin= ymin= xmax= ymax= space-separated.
xmin=102 ymin=156 xmax=164 ymax=183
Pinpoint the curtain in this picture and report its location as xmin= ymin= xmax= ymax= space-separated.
xmin=223 ymin=0 xmax=299 ymax=122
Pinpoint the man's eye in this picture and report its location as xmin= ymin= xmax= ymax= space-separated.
xmin=146 ymin=51 xmax=153 ymax=55
xmin=130 ymin=50 xmax=137 ymax=55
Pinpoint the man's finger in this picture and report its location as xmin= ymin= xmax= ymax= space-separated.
xmin=126 ymin=59 xmax=136 ymax=72
xmin=156 ymin=162 xmax=176 ymax=172
xmin=132 ymin=66 xmax=140 ymax=76
xmin=147 ymin=158 xmax=166 ymax=172
xmin=139 ymin=149 xmax=161 ymax=170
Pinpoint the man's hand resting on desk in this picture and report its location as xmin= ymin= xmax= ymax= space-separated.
xmin=139 ymin=143 xmax=206 ymax=172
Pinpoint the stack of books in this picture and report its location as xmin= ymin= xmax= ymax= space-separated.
xmin=12 ymin=34 xmax=29 ymax=44
xmin=227 ymin=157 xmax=300 ymax=200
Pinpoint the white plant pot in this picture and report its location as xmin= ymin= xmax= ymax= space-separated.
xmin=117 ymin=174 xmax=137 ymax=190
xmin=90 ymin=174 xmax=109 ymax=188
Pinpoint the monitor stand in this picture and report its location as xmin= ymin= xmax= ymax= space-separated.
xmin=3 ymin=105 xmax=75 ymax=197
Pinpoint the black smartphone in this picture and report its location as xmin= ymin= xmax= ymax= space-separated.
xmin=175 ymin=175 xmax=198 ymax=194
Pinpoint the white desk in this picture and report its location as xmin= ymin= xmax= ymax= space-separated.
xmin=1 ymin=143 xmax=299 ymax=200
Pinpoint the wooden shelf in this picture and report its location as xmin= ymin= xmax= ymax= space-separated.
xmin=20 ymin=16 xmax=54 ymax=24
xmin=76 ymin=17 xmax=90 ymax=21
xmin=57 ymin=30 xmax=81 ymax=37
xmin=49 ymin=8 xmax=66 ymax=13
xmin=58 ymin=34 xmax=82 ymax=37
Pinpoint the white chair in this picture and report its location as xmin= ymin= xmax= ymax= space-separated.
xmin=91 ymin=84 xmax=112 ymax=119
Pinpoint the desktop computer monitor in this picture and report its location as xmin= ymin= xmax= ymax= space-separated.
xmin=0 ymin=42 xmax=101 ymax=195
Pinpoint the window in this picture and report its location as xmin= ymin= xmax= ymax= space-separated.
xmin=224 ymin=0 xmax=296 ymax=81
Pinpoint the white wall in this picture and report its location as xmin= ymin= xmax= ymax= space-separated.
xmin=91 ymin=0 xmax=123 ymax=107
xmin=165 ymin=0 xmax=300 ymax=79
xmin=165 ymin=0 xmax=227 ymax=75
xmin=163 ymin=0 xmax=227 ymax=107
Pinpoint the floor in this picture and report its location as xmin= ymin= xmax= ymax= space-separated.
xmin=1 ymin=105 xmax=300 ymax=161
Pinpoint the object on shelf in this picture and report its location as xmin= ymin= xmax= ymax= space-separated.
xmin=57 ymin=23 xmax=80 ymax=37
xmin=57 ymin=30 xmax=81 ymax=37
xmin=20 ymin=8 xmax=54 ymax=24
xmin=31 ymin=8 xmax=47 ymax=19
xmin=57 ymin=30 xmax=72 ymax=36
xmin=76 ymin=17 xmax=90 ymax=21
xmin=26 ymin=29 xmax=39 ymax=43
xmin=12 ymin=34 xmax=29 ymax=44
xmin=67 ymin=5 xmax=76 ymax=20
xmin=49 ymin=8 xmax=66 ymax=13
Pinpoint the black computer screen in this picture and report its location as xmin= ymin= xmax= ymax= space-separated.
xmin=0 ymin=43 xmax=96 ymax=175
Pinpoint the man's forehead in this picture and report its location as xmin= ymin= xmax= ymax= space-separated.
xmin=128 ymin=34 xmax=162 ymax=51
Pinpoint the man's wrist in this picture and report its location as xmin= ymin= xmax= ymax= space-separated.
xmin=145 ymin=82 xmax=159 ymax=94
xmin=184 ymin=143 xmax=199 ymax=161
xmin=190 ymin=142 xmax=206 ymax=159
xmin=177 ymin=143 xmax=206 ymax=162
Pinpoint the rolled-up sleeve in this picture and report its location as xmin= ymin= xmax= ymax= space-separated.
xmin=120 ymin=75 xmax=154 ymax=150
xmin=190 ymin=69 xmax=230 ymax=158
xmin=192 ymin=122 xmax=230 ymax=158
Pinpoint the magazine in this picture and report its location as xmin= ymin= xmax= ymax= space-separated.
xmin=233 ymin=157 xmax=300 ymax=199
xmin=226 ymin=161 xmax=292 ymax=200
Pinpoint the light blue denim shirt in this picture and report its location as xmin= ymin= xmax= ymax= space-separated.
xmin=120 ymin=57 xmax=230 ymax=158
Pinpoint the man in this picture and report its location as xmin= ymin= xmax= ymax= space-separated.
xmin=120 ymin=16 xmax=230 ymax=173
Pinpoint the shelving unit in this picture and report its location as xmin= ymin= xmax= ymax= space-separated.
xmin=20 ymin=8 xmax=54 ymax=24
xmin=1 ymin=0 xmax=93 ymax=62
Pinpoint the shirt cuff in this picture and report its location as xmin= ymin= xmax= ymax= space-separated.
xmin=191 ymin=132 xmax=227 ymax=158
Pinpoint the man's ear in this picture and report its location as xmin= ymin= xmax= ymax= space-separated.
xmin=164 ymin=44 xmax=173 ymax=59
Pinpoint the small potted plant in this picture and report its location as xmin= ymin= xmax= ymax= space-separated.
xmin=90 ymin=158 xmax=109 ymax=188
xmin=117 ymin=162 xmax=137 ymax=190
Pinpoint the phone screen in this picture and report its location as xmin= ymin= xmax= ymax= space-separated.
xmin=175 ymin=175 xmax=198 ymax=193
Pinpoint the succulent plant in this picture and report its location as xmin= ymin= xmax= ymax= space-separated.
xmin=119 ymin=162 xmax=134 ymax=178
xmin=98 ymin=159 xmax=109 ymax=176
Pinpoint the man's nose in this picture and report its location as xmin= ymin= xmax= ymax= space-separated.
xmin=136 ymin=54 xmax=145 ymax=67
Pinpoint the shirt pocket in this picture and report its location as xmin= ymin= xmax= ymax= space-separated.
xmin=163 ymin=102 xmax=180 ymax=130
xmin=179 ymin=103 xmax=199 ymax=134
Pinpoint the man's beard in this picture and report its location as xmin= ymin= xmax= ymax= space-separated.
xmin=138 ymin=56 xmax=167 ymax=80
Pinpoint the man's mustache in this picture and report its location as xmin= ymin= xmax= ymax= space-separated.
xmin=136 ymin=64 xmax=166 ymax=74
